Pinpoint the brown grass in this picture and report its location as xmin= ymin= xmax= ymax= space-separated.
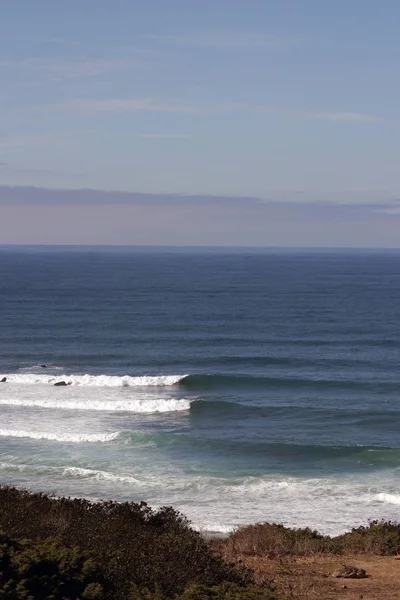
xmin=213 ymin=521 xmax=400 ymax=599
xmin=221 ymin=520 xmax=400 ymax=558
xmin=230 ymin=554 xmax=400 ymax=600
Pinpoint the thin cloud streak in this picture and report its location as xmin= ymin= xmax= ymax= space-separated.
xmin=128 ymin=133 xmax=191 ymax=139
xmin=302 ymin=111 xmax=379 ymax=122
xmin=61 ymin=98 xmax=201 ymax=115
xmin=58 ymin=97 xmax=379 ymax=123
xmin=0 ymin=55 xmax=146 ymax=81
xmin=144 ymin=31 xmax=300 ymax=48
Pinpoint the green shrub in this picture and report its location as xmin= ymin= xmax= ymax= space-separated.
xmin=336 ymin=520 xmax=400 ymax=555
xmin=0 ymin=530 xmax=104 ymax=599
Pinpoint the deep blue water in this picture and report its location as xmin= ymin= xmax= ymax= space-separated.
xmin=0 ymin=247 xmax=399 ymax=534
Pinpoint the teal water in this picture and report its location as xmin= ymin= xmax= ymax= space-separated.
xmin=0 ymin=247 xmax=399 ymax=534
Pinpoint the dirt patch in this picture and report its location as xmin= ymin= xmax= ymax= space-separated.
xmin=236 ymin=554 xmax=400 ymax=599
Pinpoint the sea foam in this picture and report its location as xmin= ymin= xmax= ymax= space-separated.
xmin=376 ymin=492 xmax=400 ymax=505
xmin=0 ymin=396 xmax=191 ymax=413
xmin=1 ymin=373 xmax=188 ymax=387
xmin=0 ymin=462 xmax=142 ymax=485
xmin=0 ymin=429 xmax=120 ymax=443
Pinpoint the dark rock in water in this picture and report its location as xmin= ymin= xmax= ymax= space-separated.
xmin=0 ymin=377 xmax=6 ymax=383
xmin=54 ymin=381 xmax=68 ymax=387
xmin=40 ymin=364 xmax=47 ymax=368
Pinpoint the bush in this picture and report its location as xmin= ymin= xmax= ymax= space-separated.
xmin=224 ymin=519 xmax=400 ymax=558
xmin=0 ymin=487 xmax=250 ymax=599
xmin=225 ymin=523 xmax=335 ymax=557
xmin=0 ymin=527 xmax=280 ymax=600
xmin=0 ymin=530 xmax=104 ymax=599
xmin=336 ymin=520 xmax=400 ymax=555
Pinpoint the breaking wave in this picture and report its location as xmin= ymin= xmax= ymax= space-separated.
xmin=0 ymin=462 xmax=142 ymax=485
xmin=1 ymin=373 xmax=188 ymax=387
xmin=0 ymin=429 xmax=120 ymax=443
xmin=0 ymin=396 xmax=191 ymax=413
xmin=4 ymin=371 xmax=390 ymax=392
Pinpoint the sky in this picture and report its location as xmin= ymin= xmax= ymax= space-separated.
xmin=1 ymin=0 xmax=400 ymax=246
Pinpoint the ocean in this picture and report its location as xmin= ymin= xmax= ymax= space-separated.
xmin=0 ymin=246 xmax=399 ymax=536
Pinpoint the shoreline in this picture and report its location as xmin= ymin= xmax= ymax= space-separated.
xmin=1 ymin=484 xmax=400 ymax=599
xmin=1 ymin=476 xmax=396 ymax=540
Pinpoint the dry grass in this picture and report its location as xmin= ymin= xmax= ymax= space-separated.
xmin=213 ymin=522 xmax=400 ymax=600
xmin=215 ymin=553 xmax=400 ymax=600
xmin=221 ymin=520 xmax=400 ymax=559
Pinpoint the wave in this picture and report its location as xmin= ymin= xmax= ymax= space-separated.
xmin=180 ymin=373 xmax=396 ymax=391
xmin=127 ymin=429 xmax=400 ymax=466
xmin=190 ymin=399 xmax=256 ymax=417
xmin=0 ymin=462 xmax=142 ymax=485
xmin=60 ymin=466 xmax=142 ymax=485
xmin=190 ymin=400 xmax=400 ymax=424
xmin=0 ymin=429 xmax=120 ymax=443
xmin=1 ymin=373 xmax=188 ymax=387
xmin=0 ymin=397 xmax=191 ymax=413
xmin=123 ymin=426 xmax=400 ymax=467
xmin=3 ymin=371 xmax=394 ymax=392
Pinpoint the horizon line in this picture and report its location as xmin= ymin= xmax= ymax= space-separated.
xmin=0 ymin=244 xmax=399 ymax=251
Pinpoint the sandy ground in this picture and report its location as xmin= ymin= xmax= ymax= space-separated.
xmin=238 ymin=554 xmax=400 ymax=599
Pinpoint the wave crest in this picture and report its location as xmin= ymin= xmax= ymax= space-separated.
xmin=1 ymin=373 xmax=188 ymax=387
xmin=0 ymin=462 xmax=142 ymax=485
xmin=0 ymin=429 xmax=120 ymax=443
xmin=0 ymin=397 xmax=191 ymax=413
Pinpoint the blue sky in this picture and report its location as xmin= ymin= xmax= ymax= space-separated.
xmin=1 ymin=1 xmax=400 ymax=245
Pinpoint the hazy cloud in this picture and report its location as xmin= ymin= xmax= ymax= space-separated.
xmin=0 ymin=166 xmax=84 ymax=177
xmin=0 ymin=186 xmax=260 ymax=206
xmin=0 ymin=186 xmax=399 ymax=219
xmin=0 ymin=187 xmax=398 ymax=247
xmin=0 ymin=134 xmax=53 ymax=149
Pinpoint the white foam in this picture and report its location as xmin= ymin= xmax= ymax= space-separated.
xmin=0 ymin=429 xmax=120 ymax=443
xmin=376 ymin=492 xmax=400 ymax=505
xmin=61 ymin=466 xmax=143 ymax=485
xmin=0 ymin=462 xmax=142 ymax=485
xmin=0 ymin=396 xmax=191 ymax=413
xmin=1 ymin=461 xmax=400 ymax=535
xmin=0 ymin=461 xmax=48 ymax=473
xmin=1 ymin=373 xmax=187 ymax=387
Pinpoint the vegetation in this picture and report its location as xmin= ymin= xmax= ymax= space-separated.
xmin=0 ymin=486 xmax=282 ymax=599
xmin=2 ymin=485 xmax=400 ymax=598
xmin=223 ymin=520 xmax=400 ymax=558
